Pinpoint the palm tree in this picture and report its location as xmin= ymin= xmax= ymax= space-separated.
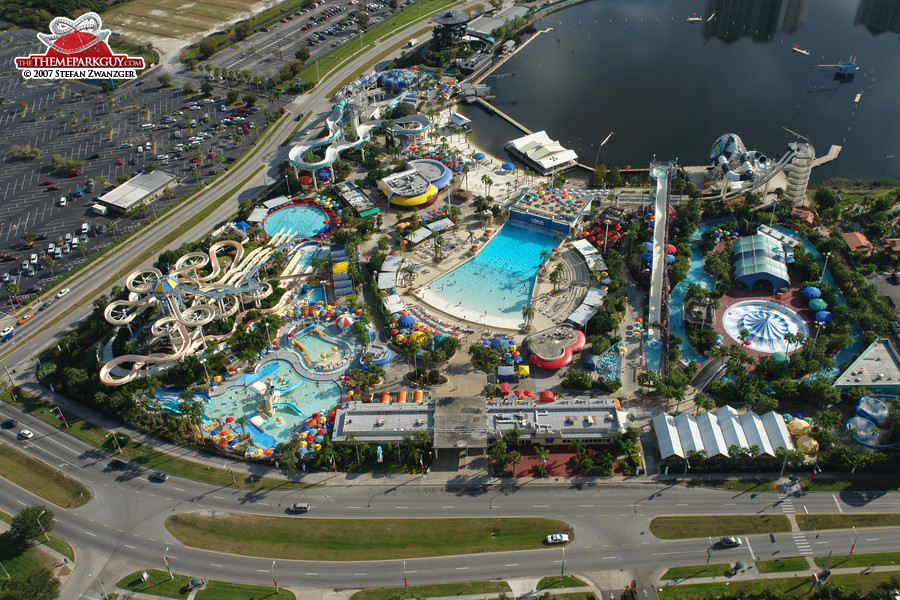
xmin=539 ymin=249 xmax=552 ymax=264
xmin=42 ymin=255 xmax=55 ymax=275
xmin=569 ymin=439 xmax=587 ymax=458
xmin=521 ymin=303 xmax=535 ymax=331
xmin=77 ymin=241 xmax=87 ymax=258
xmin=549 ymin=263 xmax=564 ymax=292
xmin=432 ymin=234 xmax=444 ymax=262
xmin=481 ymin=174 xmax=493 ymax=197
xmin=534 ymin=445 xmax=549 ymax=476
xmin=107 ymin=221 xmax=118 ymax=238
xmin=235 ymin=416 xmax=248 ymax=435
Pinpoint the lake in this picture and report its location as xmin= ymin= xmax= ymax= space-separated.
xmin=458 ymin=0 xmax=900 ymax=183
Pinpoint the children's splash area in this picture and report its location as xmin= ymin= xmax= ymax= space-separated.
xmin=288 ymin=323 xmax=356 ymax=374
xmin=722 ymin=300 xmax=809 ymax=354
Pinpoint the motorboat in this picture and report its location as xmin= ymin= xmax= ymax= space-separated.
xmin=791 ymin=44 xmax=810 ymax=55
xmin=686 ymin=12 xmax=702 ymax=22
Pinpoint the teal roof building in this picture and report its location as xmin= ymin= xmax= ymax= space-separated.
xmin=732 ymin=235 xmax=790 ymax=291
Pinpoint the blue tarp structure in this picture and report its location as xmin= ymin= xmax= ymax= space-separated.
xmin=234 ymin=221 xmax=251 ymax=231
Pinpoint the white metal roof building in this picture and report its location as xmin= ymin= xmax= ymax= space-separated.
xmin=696 ymin=412 xmax=730 ymax=458
xmin=504 ymin=131 xmax=579 ymax=174
xmin=98 ymin=171 xmax=176 ymax=213
xmin=653 ymin=405 xmax=793 ymax=460
xmin=652 ymin=413 xmax=684 ymax=460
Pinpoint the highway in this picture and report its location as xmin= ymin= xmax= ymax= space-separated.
xmin=3 ymin=403 xmax=900 ymax=598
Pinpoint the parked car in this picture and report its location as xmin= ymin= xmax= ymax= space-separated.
xmin=48 ymin=185 xmax=61 ymax=191
xmin=546 ymin=534 xmax=569 ymax=545
xmin=719 ymin=536 xmax=742 ymax=548
xmin=149 ymin=471 xmax=169 ymax=482
xmin=39 ymin=180 xmax=53 ymax=186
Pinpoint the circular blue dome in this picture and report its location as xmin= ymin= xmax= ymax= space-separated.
xmin=380 ymin=69 xmax=415 ymax=90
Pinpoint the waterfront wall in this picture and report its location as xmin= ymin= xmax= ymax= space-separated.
xmin=509 ymin=209 xmax=571 ymax=234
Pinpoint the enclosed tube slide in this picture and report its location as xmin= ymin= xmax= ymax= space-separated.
xmin=709 ymin=133 xmax=768 ymax=181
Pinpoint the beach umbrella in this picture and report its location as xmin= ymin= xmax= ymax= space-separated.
xmin=666 ymin=244 xmax=677 ymax=255
xmin=815 ymin=311 xmax=833 ymax=323
xmin=391 ymin=328 xmax=399 ymax=335
xmin=473 ymin=152 xmax=485 ymax=160
xmin=539 ymin=390 xmax=555 ymax=402
xmin=665 ymin=254 xmax=676 ymax=265
xmin=808 ymin=298 xmax=828 ymax=311
xmin=398 ymin=314 xmax=416 ymax=328
xmin=743 ymin=340 xmax=752 ymax=346
xmin=501 ymin=162 xmax=515 ymax=171
xmin=514 ymin=356 xmax=523 ymax=362
xmin=225 ymin=416 xmax=234 ymax=423
xmin=642 ymin=241 xmax=653 ymax=251
xmin=316 ymin=169 xmax=331 ymax=180
xmin=802 ymin=286 xmax=821 ymax=299
xmin=336 ymin=314 xmax=355 ymax=328
xmin=641 ymin=252 xmax=653 ymax=263
xmin=504 ymin=352 xmax=512 ymax=359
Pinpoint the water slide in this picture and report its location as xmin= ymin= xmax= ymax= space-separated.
xmin=288 ymin=98 xmax=430 ymax=170
xmin=99 ymin=234 xmax=299 ymax=385
xmin=708 ymin=133 xmax=769 ymax=182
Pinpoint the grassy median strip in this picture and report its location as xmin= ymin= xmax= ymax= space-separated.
xmin=755 ymin=558 xmax=810 ymax=574
xmin=659 ymin=572 xmax=900 ymax=599
xmin=688 ymin=479 xmax=775 ymax=493
xmin=3 ymin=390 xmax=313 ymax=490
xmin=167 ymin=514 xmax=573 ymax=561
xmin=660 ymin=565 xmax=732 ymax=581
xmin=797 ymin=513 xmax=900 ymax=531
xmin=814 ymin=551 xmax=900 ymax=569
xmin=650 ymin=515 xmax=790 ymax=539
xmin=0 ymin=444 xmax=91 ymax=508
xmin=116 ymin=569 xmax=296 ymax=600
xmin=350 ymin=581 xmax=511 ymax=600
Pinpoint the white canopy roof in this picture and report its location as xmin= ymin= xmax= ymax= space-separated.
xmin=427 ymin=218 xmax=454 ymax=233
xmin=715 ymin=405 xmax=749 ymax=450
xmin=376 ymin=272 xmax=397 ymax=290
xmin=761 ymin=411 xmax=793 ymax=452
xmin=247 ymin=207 xmax=269 ymax=224
xmin=653 ymin=413 xmax=684 ymax=459
xmin=507 ymin=131 xmax=578 ymax=170
xmin=565 ymin=303 xmax=596 ymax=326
xmin=740 ymin=412 xmax=776 ymax=457
xmin=381 ymin=255 xmax=403 ymax=273
xmin=406 ymin=228 xmax=432 ymax=245
xmin=674 ymin=413 xmax=704 ymax=455
xmin=263 ymin=195 xmax=291 ymax=210
xmin=696 ymin=412 xmax=730 ymax=458
xmin=582 ymin=287 xmax=607 ymax=307
xmin=382 ymin=294 xmax=404 ymax=314
xmin=571 ymin=239 xmax=598 ymax=256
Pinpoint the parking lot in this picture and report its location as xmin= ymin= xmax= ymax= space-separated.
xmin=0 ymin=29 xmax=272 ymax=311
xmin=206 ymin=0 xmax=398 ymax=79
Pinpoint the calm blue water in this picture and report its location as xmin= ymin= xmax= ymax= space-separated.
xmin=430 ymin=222 xmax=557 ymax=322
xmin=264 ymin=205 xmax=328 ymax=237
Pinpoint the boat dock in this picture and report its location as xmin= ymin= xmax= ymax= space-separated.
xmin=811 ymin=144 xmax=841 ymax=168
xmin=474 ymin=97 xmax=533 ymax=135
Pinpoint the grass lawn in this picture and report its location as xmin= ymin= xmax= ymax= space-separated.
xmin=167 ymin=514 xmax=573 ymax=560
xmin=689 ymin=479 xmax=776 ymax=493
xmin=650 ymin=515 xmax=791 ymax=539
xmin=536 ymin=576 xmax=588 ymax=589
xmin=0 ymin=540 xmax=56 ymax=579
xmin=0 ymin=510 xmax=75 ymax=561
xmin=805 ymin=480 xmax=900 ymax=492
xmin=195 ymin=580 xmax=296 ymax=599
xmin=0 ymin=444 xmax=91 ymax=508
xmin=814 ymin=551 xmax=900 ymax=569
xmin=116 ymin=570 xmax=192 ymax=599
xmin=1 ymin=389 xmax=311 ymax=491
xmin=661 ymin=565 xmax=732 ymax=581
xmin=545 ymin=593 xmax=596 ymax=600
xmin=796 ymin=513 xmax=900 ymax=531
xmin=755 ymin=558 xmax=810 ymax=574
xmin=350 ymin=581 xmax=511 ymax=600
xmin=658 ymin=571 xmax=900 ymax=599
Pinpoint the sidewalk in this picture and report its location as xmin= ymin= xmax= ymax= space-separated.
xmin=659 ymin=562 xmax=900 ymax=588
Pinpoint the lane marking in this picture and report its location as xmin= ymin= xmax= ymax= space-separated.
xmin=85 ymin=531 xmax=96 ymax=537
xmin=213 ymin=495 xmax=225 ymax=500
xmin=533 ymin=505 xmax=550 ymax=508
xmin=348 ymin=506 xmax=361 ymax=509
xmin=456 ymin=567 xmax=469 ymax=570
xmin=833 ymin=494 xmax=843 ymax=513
xmin=745 ymin=537 xmax=756 ymax=561
xmin=123 ymin=544 xmax=135 ymax=549
xmin=505 ymin=564 xmax=518 ymax=567
xmin=211 ymin=564 xmax=223 ymax=567
xmin=174 ymin=487 xmax=185 ymax=491
xmin=602 ymin=556 xmax=617 ymax=560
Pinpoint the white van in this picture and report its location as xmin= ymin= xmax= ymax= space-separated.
xmin=54 ymin=248 xmax=62 ymax=259
xmin=137 ymin=146 xmax=144 ymax=153
xmin=142 ymin=123 xmax=154 ymax=130
xmin=30 ymin=253 xmax=38 ymax=264
xmin=81 ymin=222 xmax=89 ymax=234
xmin=64 ymin=233 xmax=72 ymax=243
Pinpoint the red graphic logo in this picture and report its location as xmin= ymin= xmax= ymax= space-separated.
xmin=16 ymin=12 xmax=145 ymax=79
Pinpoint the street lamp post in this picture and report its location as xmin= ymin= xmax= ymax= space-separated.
xmin=224 ymin=461 xmax=236 ymax=484
xmin=164 ymin=546 xmax=174 ymax=580
xmin=850 ymin=526 xmax=858 ymax=556
xmin=97 ymin=578 xmax=109 ymax=599
xmin=403 ymin=560 xmax=408 ymax=588
xmin=819 ymin=252 xmax=832 ymax=282
xmin=272 ymin=560 xmax=278 ymax=592
xmin=52 ymin=406 xmax=69 ymax=429
xmin=808 ymin=321 xmax=824 ymax=361
xmin=285 ymin=175 xmax=291 ymax=196
xmin=561 ymin=546 xmax=566 ymax=576
xmin=106 ymin=432 xmax=123 ymax=454
xmin=36 ymin=510 xmax=50 ymax=542
xmin=200 ymin=358 xmax=210 ymax=385
xmin=0 ymin=561 xmax=9 ymax=578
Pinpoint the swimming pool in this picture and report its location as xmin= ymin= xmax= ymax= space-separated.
xmin=422 ymin=222 xmax=557 ymax=329
xmin=264 ymin=205 xmax=329 ymax=237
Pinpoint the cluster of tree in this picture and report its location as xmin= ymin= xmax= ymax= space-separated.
xmin=50 ymin=154 xmax=84 ymax=175
xmin=9 ymin=144 xmax=42 ymax=160
xmin=587 ymin=164 xmax=623 ymax=188
xmin=0 ymin=0 xmax=126 ymax=28
xmin=489 ymin=430 xmax=523 ymax=477
xmin=469 ymin=342 xmax=502 ymax=374
xmin=406 ymin=367 xmax=446 ymax=386
xmin=0 ymin=505 xmax=61 ymax=600
xmin=568 ymin=439 xmax=613 ymax=476
xmin=585 ymin=248 xmax=627 ymax=336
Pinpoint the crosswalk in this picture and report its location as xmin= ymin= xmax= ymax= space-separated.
xmin=778 ymin=493 xmax=813 ymax=555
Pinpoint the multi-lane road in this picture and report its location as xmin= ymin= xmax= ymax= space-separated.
xmin=3 ymin=402 xmax=900 ymax=598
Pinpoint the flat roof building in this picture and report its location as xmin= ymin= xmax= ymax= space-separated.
xmin=98 ymin=171 xmax=176 ymax=213
xmin=833 ymin=338 xmax=900 ymax=395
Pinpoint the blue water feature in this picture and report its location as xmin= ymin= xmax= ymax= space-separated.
xmin=430 ymin=222 xmax=557 ymax=325
xmin=668 ymin=223 xmax=718 ymax=366
xmin=264 ymin=205 xmax=329 ymax=237
xmin=272 ymin=402 xmax=305 ymax=416
xmin=234 ymin=361 xmax=282 ymax=385
xmin=245 ymin=421 xmax=279 ymax=449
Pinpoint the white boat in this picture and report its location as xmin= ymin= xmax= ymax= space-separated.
xmin=791 ymin=44 xmax=810 ymax=55
xmin=854 ymin=92 xmax=862 ymax=104
xmin=686 ymin=12 xmax=702 ymax=22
